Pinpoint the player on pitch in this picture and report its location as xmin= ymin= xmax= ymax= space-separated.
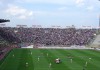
xmin=55 ymin=58 xmax=61 ymax=64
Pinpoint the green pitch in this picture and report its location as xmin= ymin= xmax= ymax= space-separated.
xmin=0 ymin=49 xmax=100 ymax=70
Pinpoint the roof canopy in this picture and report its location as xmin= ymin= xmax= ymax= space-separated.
xmin=0 ymin=19 xmax=10 ymax=23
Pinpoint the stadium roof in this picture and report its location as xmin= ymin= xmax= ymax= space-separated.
xmin=0 ymin=19 xmax=10 ymax=23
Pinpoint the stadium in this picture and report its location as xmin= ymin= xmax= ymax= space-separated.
xmin=0 ymin=0 xmax=100 ymax=70
xmin=0 ymin=20 xmax=100 ymax=70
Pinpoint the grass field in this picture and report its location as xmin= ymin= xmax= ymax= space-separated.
xmin=0 ymin=49 xmax=100 ymax=70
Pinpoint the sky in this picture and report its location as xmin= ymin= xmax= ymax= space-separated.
xmin=0 ymin=0 xmax=100 ymax=28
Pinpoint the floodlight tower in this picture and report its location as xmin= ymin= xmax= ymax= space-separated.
xmin=98 ymin=0 xmax=100 ymax=27
xmin=98 ymin=0 xmax=100 ymax=33
xmin=99 ymin=0 xmax=100 ymax=26
xmin=99 ymin=14 xmax=100 ymax=29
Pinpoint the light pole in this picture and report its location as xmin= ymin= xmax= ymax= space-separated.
xmin=98 ymin=0 xmax=100 ymax=33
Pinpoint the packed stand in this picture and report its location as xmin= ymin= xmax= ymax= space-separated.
xmin=0 ymin=29 xmax=19 ymax=60
xmin=0 ymin=27 xmax=97 ymax=46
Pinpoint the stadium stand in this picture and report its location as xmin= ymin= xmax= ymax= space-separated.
xmin=91 ymin=34 xmax=100 ymax=48
xmin=0 ymin=27 xmax=97 ymax=47
xmin=0 ymin=19 xmax=14 ymax=60
xmin=0 ymin=26 xmax=98 ymax=60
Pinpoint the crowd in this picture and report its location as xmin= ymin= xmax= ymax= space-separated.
xmin=0 ymin=27 xmax=97 ymax=46
xmin=0 ymin=44 xmax=13 ymax=60
xmin=0 ymin=31 xmax=19 ymax=60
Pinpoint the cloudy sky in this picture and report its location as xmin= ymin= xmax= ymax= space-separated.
xmin=0 ymin=0 xmax=100 ymax=28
